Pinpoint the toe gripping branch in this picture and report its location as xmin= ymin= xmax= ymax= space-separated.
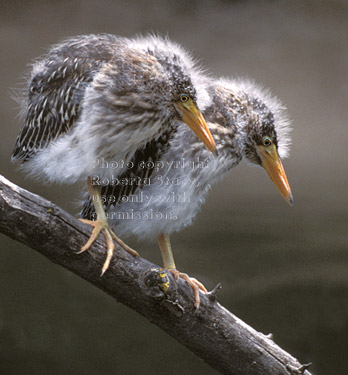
xmin=140 ymin=266 xmax=222 ymax=313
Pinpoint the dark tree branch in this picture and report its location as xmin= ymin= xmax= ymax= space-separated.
xmin=0 ymin=175 xmax=313 ymax=375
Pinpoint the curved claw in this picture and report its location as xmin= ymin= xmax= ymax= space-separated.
xmin=168 ymin=269 xmax=207 ymax=309
xmin=100 ymin=229 xmax=115 ymax=276
xmin=78 ymin=218 xmax=138 ymax=275
xmin=109 ymin=228 xmax=139 ymax=257
xmin=77 ymin=219 xmax=103 ymax=254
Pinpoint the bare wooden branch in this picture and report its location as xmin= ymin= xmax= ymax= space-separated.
xmin=0 ymin=175 xmax=313 ymax=375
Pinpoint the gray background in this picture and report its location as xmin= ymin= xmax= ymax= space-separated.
xmin=1 ymin=0 xmax=347 ymax=374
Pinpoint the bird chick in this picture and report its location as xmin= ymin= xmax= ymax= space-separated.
xmin=81 ymin=76 xmax=293 ymax=308
xmin=11 ymin=34 xmax=216 ymax=275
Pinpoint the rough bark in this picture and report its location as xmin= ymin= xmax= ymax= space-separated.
xmin=0 ymin=175 xmax=313 ymax=375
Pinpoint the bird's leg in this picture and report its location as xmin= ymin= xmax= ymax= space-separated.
xmin=157 ymin=233 xmax=208 ymax=308
xmin=79 ymin=176 xmax=139 ymax=276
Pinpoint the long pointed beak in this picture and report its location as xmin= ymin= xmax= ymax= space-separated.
xmin=258 ymin=147 xmax=294 ymax=205
xmin=176 ymin=102 xmax=216 ymax=155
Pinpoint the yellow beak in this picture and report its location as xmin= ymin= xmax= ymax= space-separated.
xmin=258 ymin=146 xmax=294 ymax=205
xmin=176 ymin=101 xmax=216 ymax=155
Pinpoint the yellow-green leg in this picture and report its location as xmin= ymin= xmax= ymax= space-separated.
xmin=157 ymin=233 xmax=207 ymax=308
xmin=79 ymin=176 xmax=139 ymax=276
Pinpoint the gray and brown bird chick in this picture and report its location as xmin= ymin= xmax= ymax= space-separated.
xmin=81 ymin=77 xmax=293 ymax=307
xmin=11 ymin=34 xmax=216 ymax=274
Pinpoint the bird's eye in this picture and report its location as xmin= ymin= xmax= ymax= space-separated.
xmin=262 ymin=137 xmax=272 ymax=147
xmin=179 ymin=94 xmax=190 ymax=103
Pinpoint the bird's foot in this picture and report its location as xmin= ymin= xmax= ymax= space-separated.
xmin=168 ymin=269 xmax=208 ymax=309
xmin=78 ymin=218 xmax=139 ymax=276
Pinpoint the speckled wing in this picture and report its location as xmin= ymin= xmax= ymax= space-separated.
xmin=81 ymin=127 xmax=176 ymax=220
xmin=11 ymin=51 xmax=105 ymax=161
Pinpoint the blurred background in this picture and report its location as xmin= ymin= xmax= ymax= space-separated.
xmin=0 ymin=0 xmax=347 ymax=374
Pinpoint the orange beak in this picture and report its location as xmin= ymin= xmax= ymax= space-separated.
xmin=258 ymin=146 xmax=294 ymax=205
xmin=176 ymin=101 xmax=216 ymax=155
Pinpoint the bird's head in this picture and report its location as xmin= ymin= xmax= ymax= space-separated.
xmin=165 ymin=68 xmax=215 ymax=155
xmin=133 ymin=36 xmax=216 ymax=155
xmin=243 ymin=111 xmax=293 ymax=206
xmin=213 ymin=78 xmax=293 ymax=205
